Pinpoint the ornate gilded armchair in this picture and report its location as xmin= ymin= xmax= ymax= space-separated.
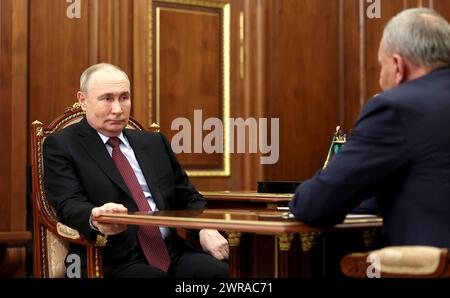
xmin=341 ymin=246 xmax=450 ymax=278
xmin=30 ymin=103 xmax=150 ymax=277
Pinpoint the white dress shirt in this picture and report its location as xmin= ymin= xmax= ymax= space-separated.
xmin=96 ymin=131 xmax=170 ymax=238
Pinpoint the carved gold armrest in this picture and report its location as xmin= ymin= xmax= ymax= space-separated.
xmin=56 ymin=222 xmax=81 ymax=240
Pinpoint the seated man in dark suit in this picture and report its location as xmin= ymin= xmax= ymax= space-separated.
xmin=44 ymin=63 xmax=229 ymax=278
xmin=290 ymin=8 xmax=450 ymax=248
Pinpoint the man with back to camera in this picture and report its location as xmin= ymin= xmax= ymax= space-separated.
xmin=43 ymin=63 xmax=229 ymax=277
xmin=289 ymin=8 xmax=450 ymax=248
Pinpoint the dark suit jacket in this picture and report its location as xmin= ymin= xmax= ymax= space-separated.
xmin=44 ymin=118 xmax=206 ymax=264
xmin=289 ymin=68 xmax=450 ymax=248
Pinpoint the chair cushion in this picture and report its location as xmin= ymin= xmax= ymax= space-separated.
xmin=46 ymin=230 xmax=69 ymax=278
xmin=369 ymin=246 xmax=445 ymax=275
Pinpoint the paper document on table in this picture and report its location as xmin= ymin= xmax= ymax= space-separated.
xmin=345 ymin=214 xmax=378 ymax=219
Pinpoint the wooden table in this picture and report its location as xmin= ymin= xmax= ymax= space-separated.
xmin=201 ymin=191 xmax=292 ymax=209
xmin=97 ymin=209 xmax=382 ymax=278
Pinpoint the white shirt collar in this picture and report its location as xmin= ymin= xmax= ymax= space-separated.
xmin=97 ymin=131 xmax=131 ymax=149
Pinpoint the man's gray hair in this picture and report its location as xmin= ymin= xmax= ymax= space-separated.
xmin=80 ymin=63 xmax=129 ymax=93
xmin=383 ymin=8 xmax=450 ymax=69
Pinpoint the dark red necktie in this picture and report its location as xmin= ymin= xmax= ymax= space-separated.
xmin=107 ymin=137 xmax=170 ymax=272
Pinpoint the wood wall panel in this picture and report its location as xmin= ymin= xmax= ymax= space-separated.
xmin=0 ymin=0 xmax=13 ymax=231
xmin=132 ymin=0 xmax=151 ymax=127
xmin=156 ymin=5 xmax=222 ymax=169
xmin=433 ymin=0 xmax=450 ymax=21
xmin=343 ymin=0 xmax=361 ymax=129
xmin=147 ymin=0 xmax=254 ymax=190
xmin=364 ymin=0 xmax=405 ymax=101
xmin=0 ymin=0 xmax=29 ymax=277
xmin=260 ymin=0 xmax=449 ymax=183
xmin=3 ymin=0 xmax=450 ymax=229
xmin=28 ymin=0 xmax=133 ymax=126
xmin=0 ymin=0 xmax=28 ymax=232
xmin=28 ymin=0 xmax=91 ymax=125
xmin=263 ymin=0 xmax=341 ymax=181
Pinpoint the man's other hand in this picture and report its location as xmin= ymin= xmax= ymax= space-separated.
xmin=199 ymin=229 xmax=229 ymax=261
xmin=91 ymin=203 xmax=128 ymax=235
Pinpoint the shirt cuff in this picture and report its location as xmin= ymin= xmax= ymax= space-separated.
xmin=89 ymin=213 xmax=100 ymax=232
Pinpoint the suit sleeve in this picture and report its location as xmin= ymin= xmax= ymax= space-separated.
xmin=289 ymin=95 xmax=411 ymax=226
xmin=158 ymin=133 xmax=207 ymax=210
xmin=43 ymin=134 xmax=99 ymax=241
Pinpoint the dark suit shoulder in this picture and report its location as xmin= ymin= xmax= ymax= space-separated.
xmin=378 ymin=68 xmax=450 ymax=104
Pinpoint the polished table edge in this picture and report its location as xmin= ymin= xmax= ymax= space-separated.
xmin=200 ymin=191 xmax=293 ymax=202
xmin=96 ymin=210 xmax=382 ymax=235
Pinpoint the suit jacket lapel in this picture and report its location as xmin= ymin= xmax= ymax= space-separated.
xmin=77 ymin=118 xmax=132 ymax=198
xmin=125 ymin=130 xmax=168 ymax=210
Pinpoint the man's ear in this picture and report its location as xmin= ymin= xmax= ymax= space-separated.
xmin=392 ymin=54 xmax=406 ymax=86
xmin=77 ymin=91 xmax=87 ymax=111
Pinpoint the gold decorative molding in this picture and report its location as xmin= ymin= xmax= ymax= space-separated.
xmin=94 ymin=248 xmax=101 ymax=278
xmin=72 ymin=102 xmax=81 ymax=109
xmin=362 ymin=228 xmax=377 ymax=247
xmin=56 ymin=223 xmax=81 ymax=240
xmin=40 ymin=225 xmax=48 ymax=277
xmin=149 ymin=0 xmax=231 ymax=177
xmin=95 ymin=234 xmax=108 ymax=248
xmin=239 ymin=10 xmax=244 ymax=79
xmin=277 ymin=233 xmax=294 ymax=251
xmin=149 ymin=122 xmax=161 ymax=132
xmin=266 ymin=203 xmax=278 ymax=209
xmin=299 ymin=232 xmax=321 ymax=252
xmin=226 ymin=232 xmax=242 ymax=247
xmin=35 ymin=132 xmax=58 ymax=221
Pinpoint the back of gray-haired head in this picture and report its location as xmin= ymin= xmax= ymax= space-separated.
xmin=383 ymin=8 xmax=450 ymax=69
xmin=80 ymin=63 xmax=129 ymax=93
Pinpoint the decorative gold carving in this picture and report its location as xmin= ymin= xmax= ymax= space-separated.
xmin=299 ymin=232 xmax=321 ymax=252
xmin=36 ymin=136 xmax=58 ymax=221
xmin=150 ymin=122 xmax=161 ymax=132
xmin=56 ymin=222 xmax=81 ymax=239
xmin=33 ymin=120 xmax=44 ymax=137
xmin=95 ymin=234 xmax=108 ymax=247
xmin=72 ymin=102 xmax=81 ymax=110
xmin=266 ymin=203 xmax=278 ymax=210
xmin=362 ymin=228 xmax=377 ymax=247
xmin=239 ymin=11 xmax=245 ymax=79
xmin=226 ymin=232 xmax=242 ymax=247
xmin=150 ymin=0 xmax=231 ymax=177
xmin=36 ymin=127 xmax=43 ymax=137
xmin=94 ymin=248 xmax=101 ymax=278
xmin=40 ymin=225 xmax=48 ymax=277
xmin=148 ymin=0 xmax=153 ymax=128
xmin=50 ymin=111 xmax=85 ymax=132
xmin=277 ymin=233 xmax=294 ymax=251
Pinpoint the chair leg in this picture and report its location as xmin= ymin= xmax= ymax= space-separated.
xmin=86 ymin=246 xmax=103 ymax=278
